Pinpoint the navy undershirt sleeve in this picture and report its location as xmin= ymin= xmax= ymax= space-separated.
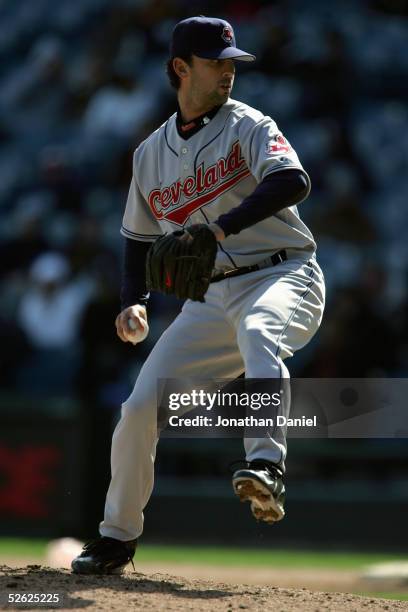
xmin=120 ymin=238 xmax=151 ymax=311
xmin=215 ymin=169 xmax=310 ymax=237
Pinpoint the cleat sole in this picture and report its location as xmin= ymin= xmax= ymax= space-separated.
xmin=233 ymin=477 xmax=285 ymax=523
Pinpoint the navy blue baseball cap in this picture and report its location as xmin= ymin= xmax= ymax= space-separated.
xmin=171 ymin=16 xmax=256 ymax=62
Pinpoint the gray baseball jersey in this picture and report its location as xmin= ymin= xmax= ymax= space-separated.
xmin=121 ymin=98 xmax=316 ymax=269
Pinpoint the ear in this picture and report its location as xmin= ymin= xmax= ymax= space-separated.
xmin=173 ymin=57 xmax=190 ymax=80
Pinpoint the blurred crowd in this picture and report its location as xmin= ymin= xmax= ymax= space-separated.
xmin=1 ymin=0 xmax=408 ymax=406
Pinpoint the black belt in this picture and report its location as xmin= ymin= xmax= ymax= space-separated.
xmin=210 ymin=249 xmax=287 ymax=284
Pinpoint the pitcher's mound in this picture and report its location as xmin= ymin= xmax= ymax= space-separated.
xmin=1 ymin=565 xmax=406 ymax=611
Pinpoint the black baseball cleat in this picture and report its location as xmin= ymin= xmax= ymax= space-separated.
xmin=71 ymin=536 xmax=137 ymax=575
xmin=232 ymin=460 xmax=285 ymax=524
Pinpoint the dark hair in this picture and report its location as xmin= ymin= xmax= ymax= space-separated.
xmin=166 ymin=54 xmax=193 ymax=90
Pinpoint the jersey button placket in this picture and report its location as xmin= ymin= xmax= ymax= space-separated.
xmin=180 ymin=146 xmax=190 ymax=176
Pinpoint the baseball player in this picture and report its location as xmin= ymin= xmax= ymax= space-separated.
xmin=72 ymin=16 xmax=325 ymax=574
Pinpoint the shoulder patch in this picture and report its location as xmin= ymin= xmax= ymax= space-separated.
xmin=266 ymin=133 xmax=292 ymax=155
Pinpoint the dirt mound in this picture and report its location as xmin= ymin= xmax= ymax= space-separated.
xmin=0 ymin=565 xmax=405 ymax=611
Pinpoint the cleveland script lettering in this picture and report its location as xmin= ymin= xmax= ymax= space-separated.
xmin=148 ymin=141 xmax=250 ymax=225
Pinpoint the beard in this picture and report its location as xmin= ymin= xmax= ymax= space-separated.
xmin=208 ymin=84 xmax=232 ymax=105
xmin=187 ymin=78 xmax=234 ymax=112
xmin=211 ymin=90 xmax=229 ymax=104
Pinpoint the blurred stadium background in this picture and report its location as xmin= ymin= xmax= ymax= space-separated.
xmin=1 ymin=0 xmax=408 ymax=566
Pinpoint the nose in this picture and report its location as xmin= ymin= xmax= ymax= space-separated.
xmin=221 ymin=59 xmax=235 ymax=76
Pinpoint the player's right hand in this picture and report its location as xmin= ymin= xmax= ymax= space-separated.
xmin=115 ymin=304 xmax=149 ymax=345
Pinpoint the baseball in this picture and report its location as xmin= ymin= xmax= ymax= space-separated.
xmin=124 ymin=316 xmax=149 ymax=345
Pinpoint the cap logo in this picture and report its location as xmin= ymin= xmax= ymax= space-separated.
xmin=221 ymin=26 xmax=233 ymax=44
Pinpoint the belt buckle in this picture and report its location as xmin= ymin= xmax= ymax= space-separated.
xmin=222 ymin=267 xmax=240 ymax=278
